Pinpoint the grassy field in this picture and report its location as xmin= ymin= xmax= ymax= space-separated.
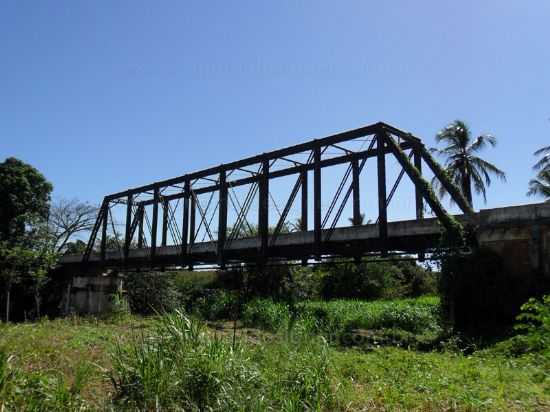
xmin=241 ymin=296 xmax=442 ymax=344
xmin=1 ymin=298 xmax=549 ymax=411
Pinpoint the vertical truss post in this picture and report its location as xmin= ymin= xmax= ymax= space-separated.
xmin=124 ymin=194 xmax=133 ymax=262
xmin=189 ymin=189 xmax=197 ymax=270
xmin=190 ymin=192 xmax=196 ymax=246
xmin=181 ymin=179 xmax=190 ymax=262
xmin=301 ymin=168 xmax=308 ymax=232
xmin=137 ymin=205 xmax=144 ymax=248
xmin=101 ymin=202 xmax=108 ymax=262
xmin=150 ymin=187 xmax=159 ymax=261
xmin=352 ymin=157 xmax=361 ymax=264
xmin=218 ymin=169 xmax=228 ymax=267
xmin=161 ymin=198 xmax=168 ymax=247
xmin=414 ymin=150 xmax=424 ymax=220
xmin=314 ymin=145 xmax=322 ymax=258
xmin=301 ymin=168 xmax=308 ymax=266
xmin=377 ymin=133 xmax=388 ymax=257
xmin=352 ymin=158 xmax=361 ymax=226
xmin=189 ymin=190 xmax=196 ymax=270
xmin=259 ymin=158 xmax=269 ymax=262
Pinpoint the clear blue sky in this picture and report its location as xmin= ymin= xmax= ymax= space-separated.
xmin=2 ymin=1 xmax=549 ymax=224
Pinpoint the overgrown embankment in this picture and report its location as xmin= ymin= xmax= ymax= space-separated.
xmin=1 ymin=294 xmax=549 ymax=411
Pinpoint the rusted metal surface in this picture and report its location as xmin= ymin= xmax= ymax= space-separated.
xmin=77 ymin=122 xmax=475 ymax=269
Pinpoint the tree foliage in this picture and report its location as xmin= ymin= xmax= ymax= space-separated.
xmin=431 ymin=120 xmax=506 ymax=207
xmin=0 ymin=158 xmax=53 ymax=244
xmin=0 ymin=158 xmax=56 ymax=321
xmin=527 ymin=146 xmax=550 ymax=200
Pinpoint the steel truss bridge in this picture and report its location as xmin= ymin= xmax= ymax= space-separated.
xmin=61 ymin=122 xmax=475 ymax=270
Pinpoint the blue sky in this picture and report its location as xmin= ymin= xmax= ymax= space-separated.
xmin=1 ymin=1 xmax=549 ymax=225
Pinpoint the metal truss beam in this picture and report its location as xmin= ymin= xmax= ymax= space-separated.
xmin=82 ymin=122 xmax=470 ymax=267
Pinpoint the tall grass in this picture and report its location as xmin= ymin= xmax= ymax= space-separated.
xmin=241 ymin=296 xmax=441 ymax=343
xmin=110 ymin=309 xmax=333 ymax=411
xmin=1 ymin=304 xmax=548 ymax=410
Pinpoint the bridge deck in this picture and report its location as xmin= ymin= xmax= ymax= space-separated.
xmin=61 ymin=216 xmax=449 ymax=268
xmin=60 ymin=202 xmax=550 ymax=269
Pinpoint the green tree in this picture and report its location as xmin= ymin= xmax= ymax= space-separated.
xmin=527 ymin=146 xmax=550 ymax=200
xmin=64 ymin=240 xmax=88 ymax=255
xmin=0 ymin=227 xmax=57 ymax=321
xmin=532 ymin=145 xmax=550 ymax=173
xmin=527 ymin=169 xmax=550 ymax=199
xmin=0 ymin=158 xmax=54 ymax=321
xmin=0 ymin=158 xmax=53 ymax=244
xmin=431 ymin=120 xmax=506 ymax=208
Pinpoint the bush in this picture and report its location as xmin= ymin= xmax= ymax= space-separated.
xmin=491 ymin=295 xmax=550 ymax=357
xmin=125 ymin=271 xmax=180 ymax=315
xmin=242 ymin=298 xmax=291 ymax=331
xmin=320 ymin=259 xmax=436 ymax=300
xmin=107 ymin=291 xmax=131 ymax=320
xmin=189 ymin=289 xmax=238 ymax=320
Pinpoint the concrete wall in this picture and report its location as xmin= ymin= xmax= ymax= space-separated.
xmin=65 ymin=274 xmax=122 ymax=315
xmin=477 ymin=202 xmax=550 ymax=279
xmin=63 ymin=202 xmax=550 ymax=315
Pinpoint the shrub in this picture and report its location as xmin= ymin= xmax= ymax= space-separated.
xmin=107 ymin=291 xmax=131 ymax=320
xmin=439 ymin=247 xmax=545 ymax=336
xmin=320 ymin=259 xmax=436 ymax=300
xmin=125 ymin=271 xmax=180 ymax=315
xmin=242 ymin=298 xmax=290 ymax=331
xmin=190 ymin=288 xmax=238 ymax=320
xmin=491 ymin=295 xmax=550 ymax=357
xmin=173 ymin=270 xmax=219 ymax=296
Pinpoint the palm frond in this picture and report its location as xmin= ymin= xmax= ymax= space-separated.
xmin=533 ymin=145 xmax=550 ymax=156
xmin=533 ymin=153 xmax=550 ymax=171
xmin=469 ymin=165 xmax=488 ymax=203
xmin=527 ymin=170 xmax=550 ymax=199
xmin=435 ymin=120 xmax=470 ymax=147
xmin=430 ymin=175 xmax=448 ymax=201
xmin=470 ymin=157 xmax=507 ymax=182
xmin=432 ymin=120 xmax=504 ymax=207
xmin=468 ymin=134 xmax=497 ymax=153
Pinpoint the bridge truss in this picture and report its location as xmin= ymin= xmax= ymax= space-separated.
xmin=79 ymin=122 xmax=473 ymax=269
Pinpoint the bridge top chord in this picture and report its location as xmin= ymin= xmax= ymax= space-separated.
xmin=75 ymin=121 xmax=475 ymax=270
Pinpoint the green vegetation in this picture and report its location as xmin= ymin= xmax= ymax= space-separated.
xmin=0 ymin=158 xmax=98 ymax=322
xmin=0 ymin=295 xmax=549 ymax=410
xmin=0 ymin=141 xmax=548 ymax=410
xmin=241 ymin=296 xmax=442 ymax=348
xmin=431 ymin=119 xmax=506 ymax=208
xmin=528 ymin=145 xmax=550 ymax=199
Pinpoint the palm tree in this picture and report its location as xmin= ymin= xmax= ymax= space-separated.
xmin=431 ymin=120 xmax=506 ymax=208
xmin=533 ymin=145 xmax=550 ymax=173
xmin=527 ymin=146 xmax=550 ymax=200
xmin=348 ymin=213 xmax=365 ymax=226
xmin=527 ymin=169 xmax=550 ymax=199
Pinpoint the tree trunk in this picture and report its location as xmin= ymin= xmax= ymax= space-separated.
xmin=5 ymin=282 xmax=11 ymax=323
xmin=34 ymin=286 xmax=41 ymax=319
xmin=461 ymin=170 xmax=473 ymax=208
